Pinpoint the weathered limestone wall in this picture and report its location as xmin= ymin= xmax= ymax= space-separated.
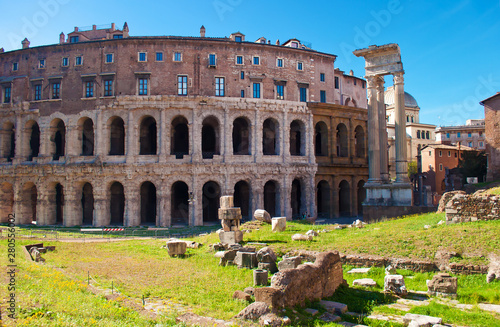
xmin=445 ymin=193 xmax=500 ymax=223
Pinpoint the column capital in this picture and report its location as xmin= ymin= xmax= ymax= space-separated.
xmin=393 ymin=71 xmax=404 ymax=85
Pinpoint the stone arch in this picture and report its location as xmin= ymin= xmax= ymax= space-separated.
xmin=108 ymin=116 xmax=125 ymax=155
xmin=24 ymin=120 xmax=40 ymax=161
xmin=355 ymin=125 xmax=366 ymax=158
xmin=357 ymin=180 xmax=366 ymax=217
xmin=77 ymin=117 xmax=94 ymax=156
xmin=1 ymin=121 xmax=15 ymax=161
xmin=314 ymin=121 xmax=328 ymax=157
xmin=317 ymin=180 xmax=330 ymax=218
xmin=263 ymin=118 xmax=279 ymax=155
xmin=50 ymin=119 xmax=66 ymax=161
xmin=291 ymin=178 xmax=305 ymax=219
xmin=202 ymin=181 xmax=220 ymax=223
xmin=171 ymin=116 xmax=189 ymax=158
xmin=109 ymin=182 xmax=125 ymax=226
xmin=264 ymin=180 xmax=280 ymax=218
xmin=140 ymin=181 xmax=157 ymax=225
xmin=336 ymin=123 xmax=348 ymax=157
xmin=0 ymin=182 xmax=14 ymax=223
xmin=20 ymin=182 xmax=37 ymax=224
xmin=171 ymin=181 xmax=189 ymax=226
xmin=233 ymin=117 xmax=251 ymax=155
xmin=234 ymin=180 xmax=251 ymax=221
xmin=46 ymin=182 xmax=64 ymax=225
xmin=202 ymin=116 xmax=220 ymax=158
xmin=339 ymin=180 xmax=350 ymax=217
xmin=139 ymin=116 xmax=157 ymax=155
xmin=290 ymin=120 xmax=305 ymax=156
xmin=81 ymin=182 xmax=94 ymax=226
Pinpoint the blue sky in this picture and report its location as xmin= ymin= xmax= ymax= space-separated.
xmin=1 ymin=0 xmax=499 ymax=126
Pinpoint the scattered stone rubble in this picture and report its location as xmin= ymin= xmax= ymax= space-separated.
xmin=426 ymin=273 xmax=457 ymax=297
xmin=487 ymin=254 xmax=500 ymax=283
xmin=24 ymin=243 xmax=55 ymax=262
xmin=384 ymin=274 xmax=407 ymax=296
xmin=445 ymin=192 xmax=500 ymax=223
xmin=254 ymin=209 xmax=272 ymax=223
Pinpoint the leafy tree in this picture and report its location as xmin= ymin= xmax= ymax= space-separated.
xmin=408 ymin=160 xmax=418 ymax=179
xmin=459 ymin=150 xmax=487 ymax=183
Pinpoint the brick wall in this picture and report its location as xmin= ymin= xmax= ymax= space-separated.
xmin=445 ymin=192 xmax=500 ymax=223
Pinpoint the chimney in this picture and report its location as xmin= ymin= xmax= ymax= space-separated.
xmin=22 ymin=38 xmax=30 ymax=49
xmin=200 ymin=25 xmax=206 ymax=37
xmin=59 ymin=32 xmax=65 ymax=44
xmin=275 ymin=39 xmax=280 ymax=45
xmin=0 ymin=48 xmax=4 ymax=53
xmin=74 ymin=26 xmax=79 ymax=32
xmin=349 ymin=70 xmax=354 ymax=76
xmin=123 ymin=22 xmax=129 ymax=37
xmin=111 ymin=23 xmax=116 ymax=31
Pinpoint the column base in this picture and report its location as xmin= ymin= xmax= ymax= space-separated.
xmin=364 ymin=182 xmax=413 ymax=206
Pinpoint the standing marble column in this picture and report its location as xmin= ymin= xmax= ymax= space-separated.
xmin=366 ymin=75 xmax=381 ymax=184
xmin=377 ymin=77 xmax=389 ymax=182
xmin=393 ymin=72 xmax=409 ymax=183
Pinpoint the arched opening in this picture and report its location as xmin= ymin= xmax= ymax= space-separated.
xmin=202 ymin=116 xmax=220 ymax=159
xmin=51 ymin=119 xmax=66 ymax=161
xmin=355 ymin=125 xmax=365 ymax=158
xmin=290 ymin=120 xmax=305 ymax=156
xmin=140 ymin=181 xmax=157 ymax=225
xmin=80 ymin=118 xmax=94 ymax=156
xmin=0 ymin=183 xmax=14 ymax=223
xmin=81 ymin=183 xmax=94 ymax=226
xmin=339 ymin=180 xmax=350 ymax=217
xmin=26 ymin=121 xmax=40 ymax=161
xmin=1 ymin=122 xmax=15 ymax=161
xmin=264 ymin=180 xmax=279 ymax=218
xmin=171 ymin=116 xmax=189 ymax=158
xmin=263 ymin=118 xmax=279 ymax=155
xmin=21 ymin=182 xmax=37 ymax=223
xmin=202 ymin=181 xmax=220 ymax=223
xmin=55 ymin=183 xmax=64 ymax=224
xmin=139 ymin=116 xmax=157 ymax=155
xmin=233 ymin=117 xmax=250 ymax=155
xmin=317 ymin=180 xmax=330 ymax=218
xmin=171 ymin=181 xmax=189 ymax=225
xmin=109 ymin=182 xmax=125 ymax=226
xmin=336 ymin=123 xmax=348 ymax=157
xmin=357 ymin=180 xmax=366 ymax=217
xmin=109 ymin=117 xmax=125 ymax=155
xmin=314 ymin=121 xmax=328 ymax=157
xmin=234 ymin=181 xmax=250 ymax=221
xmin=291 ymin=178 xmax=303 ymax=219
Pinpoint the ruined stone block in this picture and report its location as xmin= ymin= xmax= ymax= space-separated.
xmin=426 ymin=273 xmax=457 ymax=297
xmin=219 ymin=230 xmax=243 ymax=244
xmin=234 ymin=251 xmax=257 ymax=269
xmin=218 ymin=207 xmax=242 ymax=220
xmin=271 ymin=217 xmax=286 ymax=232
xmin=254 ymin=209 xmax=271 ymax=223
xmin=278 ymin=256 xmax=302 ymax=271
xmin=166 ymin=241 xmax=187 ymax=257
xmin=254 ymin=287 xmax=284 ymax=309
xmin=220 ymin=195 xmax=234 ymax=209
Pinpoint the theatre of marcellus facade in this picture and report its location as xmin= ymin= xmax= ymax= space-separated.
xmin=0 ymin=23 xmax=368 ymax=227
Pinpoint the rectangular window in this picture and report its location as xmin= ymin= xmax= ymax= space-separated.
xmin=299 ymin=87 xmax=307 ymax=102
xmin=320 ymin=90 xmax=326 ymax=103
xmin=253 ymin=56 xmax=260 ymax=65
xmin=174 ymin=52 xmax=182 ymax=62
xmin=39 ymin=59 xmax=46 ymax=69
xmin=469 ymin=142 xmax=473 ymax=147
xmin=297 ymin=62 xmax=303 ymax=71
xmin=52 ymin=82 xmax=60 ymax=99
xmin=113 ymin=34 xmax=123 ymax=39
xmin=138 ymin=78 xmax=148 ymax=95
xmin=34 ymin=84 xmax=42 ymax=101
xmin=439 ymin=150 xmax=442 ymax=157
xmin=62 ymin=57 xmax=69 ymax=67
xmin=240 ymin=90 xmax=245 ymax=98
xmin=156 ymin=52 xmax=163 ymax=62
xmin=209 ymin=54 xmax=216 ymax=66
xmin=480 ymin=141 xmax=484 ymax=147
xmin=12 ymin=62 xmax=18 ymax=71
xmin=334 ymin=76 xmax=339 ymax=89
xmin=276 ymin=85 xmax=284 ymax=100
xmin=70 ymin=36 xmax=79 ymax=43
xmin=236 ymin=55 xmax=243 ymax=65
xmin=178 ymin=75 xmax=187 ymax=95
xmin=439 ymin=164 xmax=443 ymax=171
xmin=235 ymin=36 xmax=242 ymax=42
xmin=215 ymin=77 xmax=225 ymax=97
xmin=75 ymin=56 xmax=82 ymax=66
xmin=105 ymin=54 xmax=113 ymax=63
xmin=104 ymin=80 xmax=113 ymax=97
xmin=468 ymin=132 xmax=472 ymax=138
xmin=429 ymin=151 xmax=432 ymax=156
xmin=3 ymin=86 xmax=11 ymax=103
xmin=446 ymin=133 xmax=450 ymax=138
xmin=240 ymin=71 xmax=244 ymax=80
xmin=457 ymin=132 xmax=461 ymax=138
xmin=253 ymin=83 xmax=260 ymax=98
xmin=354 ymin=79 xmax=357 ymax=85
xmin=448 ymin=151 xmax=451 ymax=157
xmin=85 ymin=81 xmax=94 ymax=98
xmin=138 ymin=52 xmax=147 ymax=62
xmin=320 ymin=73 xmax=325 ymax=82
xmin=277 ymin=58 xmax=283 ymax=67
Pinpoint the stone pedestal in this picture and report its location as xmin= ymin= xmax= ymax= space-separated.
xmin=219 ymin=230 xmax=243 ymax=244
xmin=218 ymin=195 xmax=243 ymax=244
xmin=271 ymin=217 xmax=286 ymax=232
xmin=166 ymin=241 xmax=187 ymax=257
xmin=253 ymin=269 xmax=268 ymax=286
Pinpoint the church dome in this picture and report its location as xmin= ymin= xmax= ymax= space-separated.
xmin=384 ymin=86 xmax=419 ymax=108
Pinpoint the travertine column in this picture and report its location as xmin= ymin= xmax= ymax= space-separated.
xmin=159 ymin=109 xmax=167 ymax=162
xmin=14 ymin=115 xmax=22 ymax=159
xmin=93 ymin=196 xmax=108 ymax=226
xmin=393 ymin=72 xmax=409 ymax=183
xmin=95 ymin=110 xmax=104 ymax=157
xmin=366 ymin=76 xmax=381 ymax=183
xmin=377 ymin=77 xmax=389 ymax=182
xmin=126 ymin=110 xmax=135 ymax=163
xmin=63 ymin=186 xmax=79 ymax=226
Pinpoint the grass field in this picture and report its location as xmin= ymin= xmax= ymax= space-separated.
xmin=1 ymin=211 xmax=500 ymax=326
